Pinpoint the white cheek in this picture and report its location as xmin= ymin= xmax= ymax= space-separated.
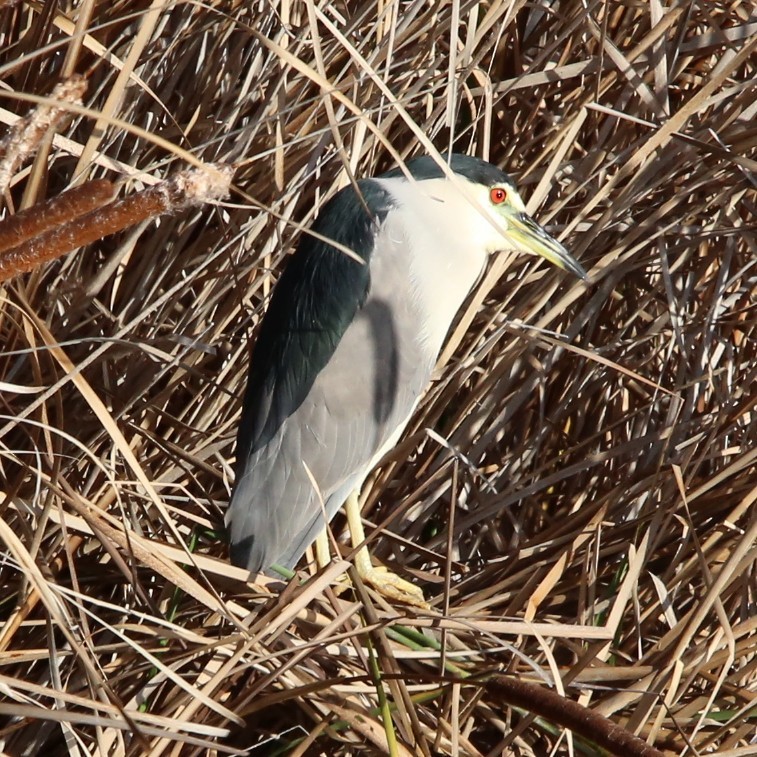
xmin=481 ymin=209 xmax=509 ymax=251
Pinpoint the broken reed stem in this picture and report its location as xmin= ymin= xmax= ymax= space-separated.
xmin=484 ymin=676 xmax=666 ymax=757
xmin=0 ymin=180 xmax=115 ymax=255
xmin=0 ymin=76 xmax=87 ymax=195
xmin=0 ymin=164 xmax=233 ymax=283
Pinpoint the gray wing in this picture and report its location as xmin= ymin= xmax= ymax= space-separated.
xmin=234 ymin=295 xmax=426 ymax=571
xmin=227 ymin=186 xmax=434 ymax=572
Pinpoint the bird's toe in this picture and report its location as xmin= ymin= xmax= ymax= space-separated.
xmin=359 ymin=565 xmax=428 ymax=608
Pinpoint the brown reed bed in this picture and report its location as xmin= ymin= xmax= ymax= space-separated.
xmin=1 ymin=1 xmax=755 ymax=754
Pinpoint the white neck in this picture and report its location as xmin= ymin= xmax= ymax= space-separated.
xmin=375 ymin=176 xmax=490 ymax=358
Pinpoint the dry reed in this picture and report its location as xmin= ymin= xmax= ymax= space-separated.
xmin=0 ymin=1 xmax=755 ymax=755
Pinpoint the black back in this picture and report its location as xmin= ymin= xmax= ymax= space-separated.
xmin=234 ymin=179 xmax=394 ymax=470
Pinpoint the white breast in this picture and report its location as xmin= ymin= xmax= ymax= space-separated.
xmin=374 ymin=176 xmax=490 ymax=359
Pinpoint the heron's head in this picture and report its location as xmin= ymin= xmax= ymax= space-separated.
xmin=385 ymin=154 xmax=588 ymax=281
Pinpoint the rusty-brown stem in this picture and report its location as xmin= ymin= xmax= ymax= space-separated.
xmin=0 ymin=180 xmax=115 ymax=255
xmin=0 ymin=164 xmax=232 ymax=283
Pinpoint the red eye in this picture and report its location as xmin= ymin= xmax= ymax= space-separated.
xmin=490 ymin=187 xmax=507 ymax=204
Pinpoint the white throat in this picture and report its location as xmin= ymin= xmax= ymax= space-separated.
xmin=374 ymin=176 xmax=491 ymax=358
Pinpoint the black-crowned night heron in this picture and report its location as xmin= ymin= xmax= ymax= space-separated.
xmin=227 ymin=153 xmax=586 ymax=605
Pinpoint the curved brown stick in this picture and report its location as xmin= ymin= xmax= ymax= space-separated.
xmin=485 ymin=675 xmax=667 ymax=757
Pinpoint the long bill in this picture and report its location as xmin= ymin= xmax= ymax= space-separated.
xmin=507 ymin=211 xmax=588 ymax=281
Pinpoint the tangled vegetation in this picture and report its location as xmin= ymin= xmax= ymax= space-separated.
xmin=1 ymin=1 xmax=755 ymax=754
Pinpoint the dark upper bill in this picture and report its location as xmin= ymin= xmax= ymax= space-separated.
xmin=508 ymin=212 xmax=588 ymax=281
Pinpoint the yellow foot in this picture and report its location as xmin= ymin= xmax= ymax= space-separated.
xmin=341 ymin=490 xmax=428 ymax=608
xmin=359 ymin=565 xmax=428 ymax=608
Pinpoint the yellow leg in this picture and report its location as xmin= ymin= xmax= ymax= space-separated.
xmin=345 ymin=490 xmax=427 ymax=608
xmin=315 ymin=529 xmax=330 ymax=568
